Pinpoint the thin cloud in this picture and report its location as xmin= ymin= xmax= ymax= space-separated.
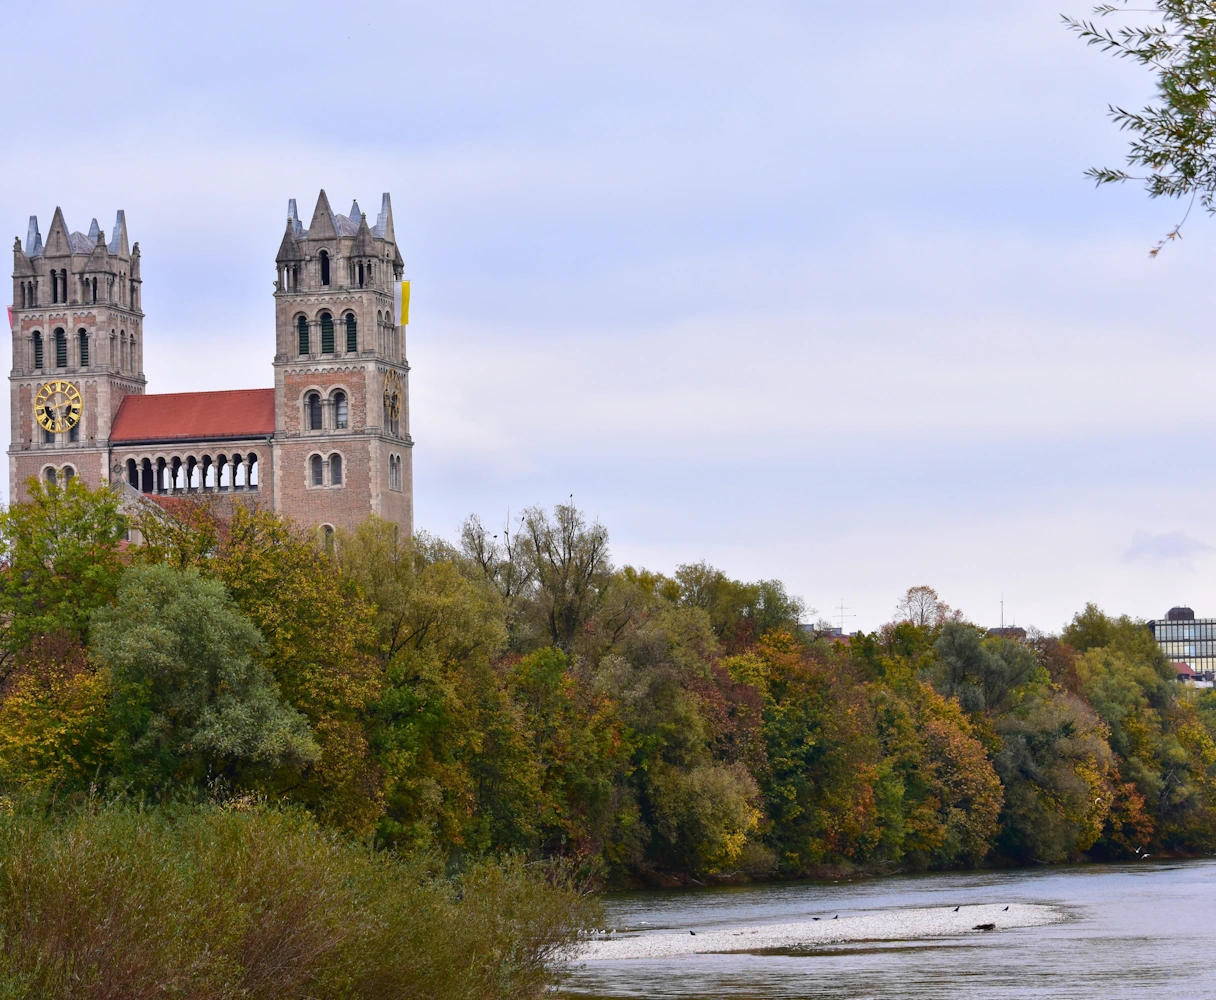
xmin=1124 ymin=532 xmax=1215 ymax=566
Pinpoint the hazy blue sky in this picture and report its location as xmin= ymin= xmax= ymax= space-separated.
xmin=3 ymin=0 xmax=1214 ymax=633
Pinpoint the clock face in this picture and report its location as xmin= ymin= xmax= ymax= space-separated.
xmin=383 ymin=370 xmax=402 ymax=421
xmin=35 ymin=380 xmax=83 ymax=433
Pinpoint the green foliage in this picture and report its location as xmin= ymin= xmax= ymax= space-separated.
xmin=0 ymin=478 xmax=126 ymax=665
xmin=0 ymin=799 xmax=596 ymax=1000
xmin=91 ymin=564 xmax=317 ymax=792
xmin=1066 ymin=2 xmax=1216 ymax=252
xmin=993 ymin=693 xmax=1112 ymax=862
xmin=933 ymin=624 xmax=1047 ymax=716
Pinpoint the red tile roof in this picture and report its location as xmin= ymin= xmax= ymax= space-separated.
xmin=110 ymin=389 xmax=275 ymax=444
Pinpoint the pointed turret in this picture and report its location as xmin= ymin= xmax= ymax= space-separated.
xmin=25 ymin=216 xmax=42 ymax=257
xmin=306 ymin=190 xmax=338 ymax=242
xmin=349 ymin=200 xmax=362 ymax=221
xmin=373 ymin=192 xmax=394 ymax=242
xmin=276 ymin=217 xmax=303 ymax=264
xmin=288 ymin=198 xmax=304 ymax=238
xmin=351 ymin=212 xmax=376 ymax=258
xmin=44 ymin=207 xmax=71 ymax=257
xmin=108 ymin=210 xmax=128 ymax=257
xmin=88 ymin=218 xmax=100 ymax=240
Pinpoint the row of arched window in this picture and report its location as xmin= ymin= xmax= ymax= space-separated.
xmin=305 ymin=389 xmax=348 ymax=431
xmin=309 ymin=453 xmax=343 ymax=488
xmin=278 ymin=250 xmax=384 ymax=292
xmin=297 ymin=311 xmax=357 ymax=356
xmin=18 ymin=270 xmax=136 ymax=310
xmin=29 ymin=328 xmax=134 ymax=371
xmin=42 ymin=465 xmax=75 ymax=484
xmin=125 ymin=453 xmax=259 ymax=494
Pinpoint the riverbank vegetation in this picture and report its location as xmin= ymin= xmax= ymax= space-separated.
xmin=2 ymin=479 xmax=1214 ymax=904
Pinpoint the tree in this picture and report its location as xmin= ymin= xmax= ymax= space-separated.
xmin=1066 ymin=2 xmax=1216 ymax=254
xmin=0 ymin=634 xmax=110 ymax=792
xmin=0 ymin=478 xmax=127 ymax=671
xmin=92 ymin=563 xmax=317 ymax=791
xmin=932 ymin=623 xmax=1046 ymax=717
xmin=993 ymin=693 xmax=1113 ymax=862
xmin=215 ymin=506 xmax=383 ymax=832
xmin=675 ymin=562 xmax=805 ymax=650
xmin=519 ymin=504 xmax=612 ymax=652
xmin=894 ymin=585 xmax=957 ymax=629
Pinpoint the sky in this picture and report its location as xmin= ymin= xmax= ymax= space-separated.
xmin=3 ymin=0 xmax=1214 ymax=634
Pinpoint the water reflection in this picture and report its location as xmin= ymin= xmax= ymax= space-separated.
xmin=561 ymin=860 xmax=1214 ymax=999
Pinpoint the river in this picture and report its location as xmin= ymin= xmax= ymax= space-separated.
xmin=561 ymin=859 xmax=1216 ymax=999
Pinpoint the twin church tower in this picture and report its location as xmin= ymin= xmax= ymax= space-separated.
xmin=7 ymin=190 xmax=413 ymax=535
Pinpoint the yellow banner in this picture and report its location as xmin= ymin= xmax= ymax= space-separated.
xmin=393 ymin=280 xmax=411 ymax=326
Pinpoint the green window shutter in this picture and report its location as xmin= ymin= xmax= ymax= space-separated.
xmin=33 ymin=333 xmax=42 ymax=369
xmin=78 ymin=329 xmax=89 ymax=366
xmin=298 ymin=317 xmax=309 ymax=355
xmin=55 ymin=329 xmax=67 ymax=368
xmin=321 ymin=313 xmax=334 ymax=354
xmin=345 ymin=314 xmax=357 ymax=353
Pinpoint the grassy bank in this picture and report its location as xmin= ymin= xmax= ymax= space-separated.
xmin=0 ymin=800 xmax=597 ymax=1000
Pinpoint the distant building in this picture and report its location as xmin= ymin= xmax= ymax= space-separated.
xmin=1148 ymin=607 xmax=1216 ymax=681
xmin=987 ymin=626 xmax=1027 ymax=641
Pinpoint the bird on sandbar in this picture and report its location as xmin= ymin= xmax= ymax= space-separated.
xmin=1003 ymin=906 xmax=1009 ymax=911
xmin=953 ymin=906 xmax=960 ymax=912
xmin=690 ymin=931 xmax=696 ymax=936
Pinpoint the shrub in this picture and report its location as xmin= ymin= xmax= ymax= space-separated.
xmin=0 ymin=800 xmax=596 ymax=1000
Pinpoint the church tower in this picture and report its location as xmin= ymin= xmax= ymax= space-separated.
xmin=8 ymin=208 xmax=145 ymax=498
xmin=270 ymin=190 xmax=413 ymax=535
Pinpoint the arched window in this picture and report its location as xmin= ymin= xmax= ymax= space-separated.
xmin=333 ymin=390 xmax=348 ymax=429
xmin=69 ymin=422 xmax=79 ymax=443
xmin=307 ymin=392 xmax=322 ymax=431
xmin=78 ymin=329 xmax=89 ymax=367
xmin=141 ymin=458 xmax=154 ymax=493
xmin=319 ymin=250 xmax=330 ymax=286
xmin=20 ymin=283 xmax=25 ymax=308
xmin=330 ymin=453 xmax=343 ymax=485
xmin=247 ymin=454 xmax=259 ymax=488
xmin=62 ymin=466 xmax=74 ymax=481
xmin=320 ymin=312 xmax=334 ymax=354
xmin=32 ymin=332 xmax=42 ymax=369
xmin=297 ymin=315 xmax=309 ymax=355
xmin=127 ymin=459 xmax=138 ymax=488
xmin=54 ymin=328 xmax=67 ymax=368
xmin=345 ymin=314 xmax=357 ymax=353
xmin=91 ymin=277 xmax=97 ymax=304
xmin=60 ymin=270 xmax=67 ymax=303
xmin=44 ymin=467 xmax=56 ymax=485
xmin=310 ymin=454 xmax=323 ymax=486
xmin=120 ymin=333 xmax=127 ymax=370
xmin=51 ymin=272 xmax=58 ymax=305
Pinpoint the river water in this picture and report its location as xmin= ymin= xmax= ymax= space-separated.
xmin=561 ymin=859 xmax=1216 ymax=999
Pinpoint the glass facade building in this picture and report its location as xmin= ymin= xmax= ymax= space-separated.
xmin=1148 ymin=607 xmax=1216 ymax=679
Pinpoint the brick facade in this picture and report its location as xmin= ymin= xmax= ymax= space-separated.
xmin=8 ymin=192 xmax=414 ymax=537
